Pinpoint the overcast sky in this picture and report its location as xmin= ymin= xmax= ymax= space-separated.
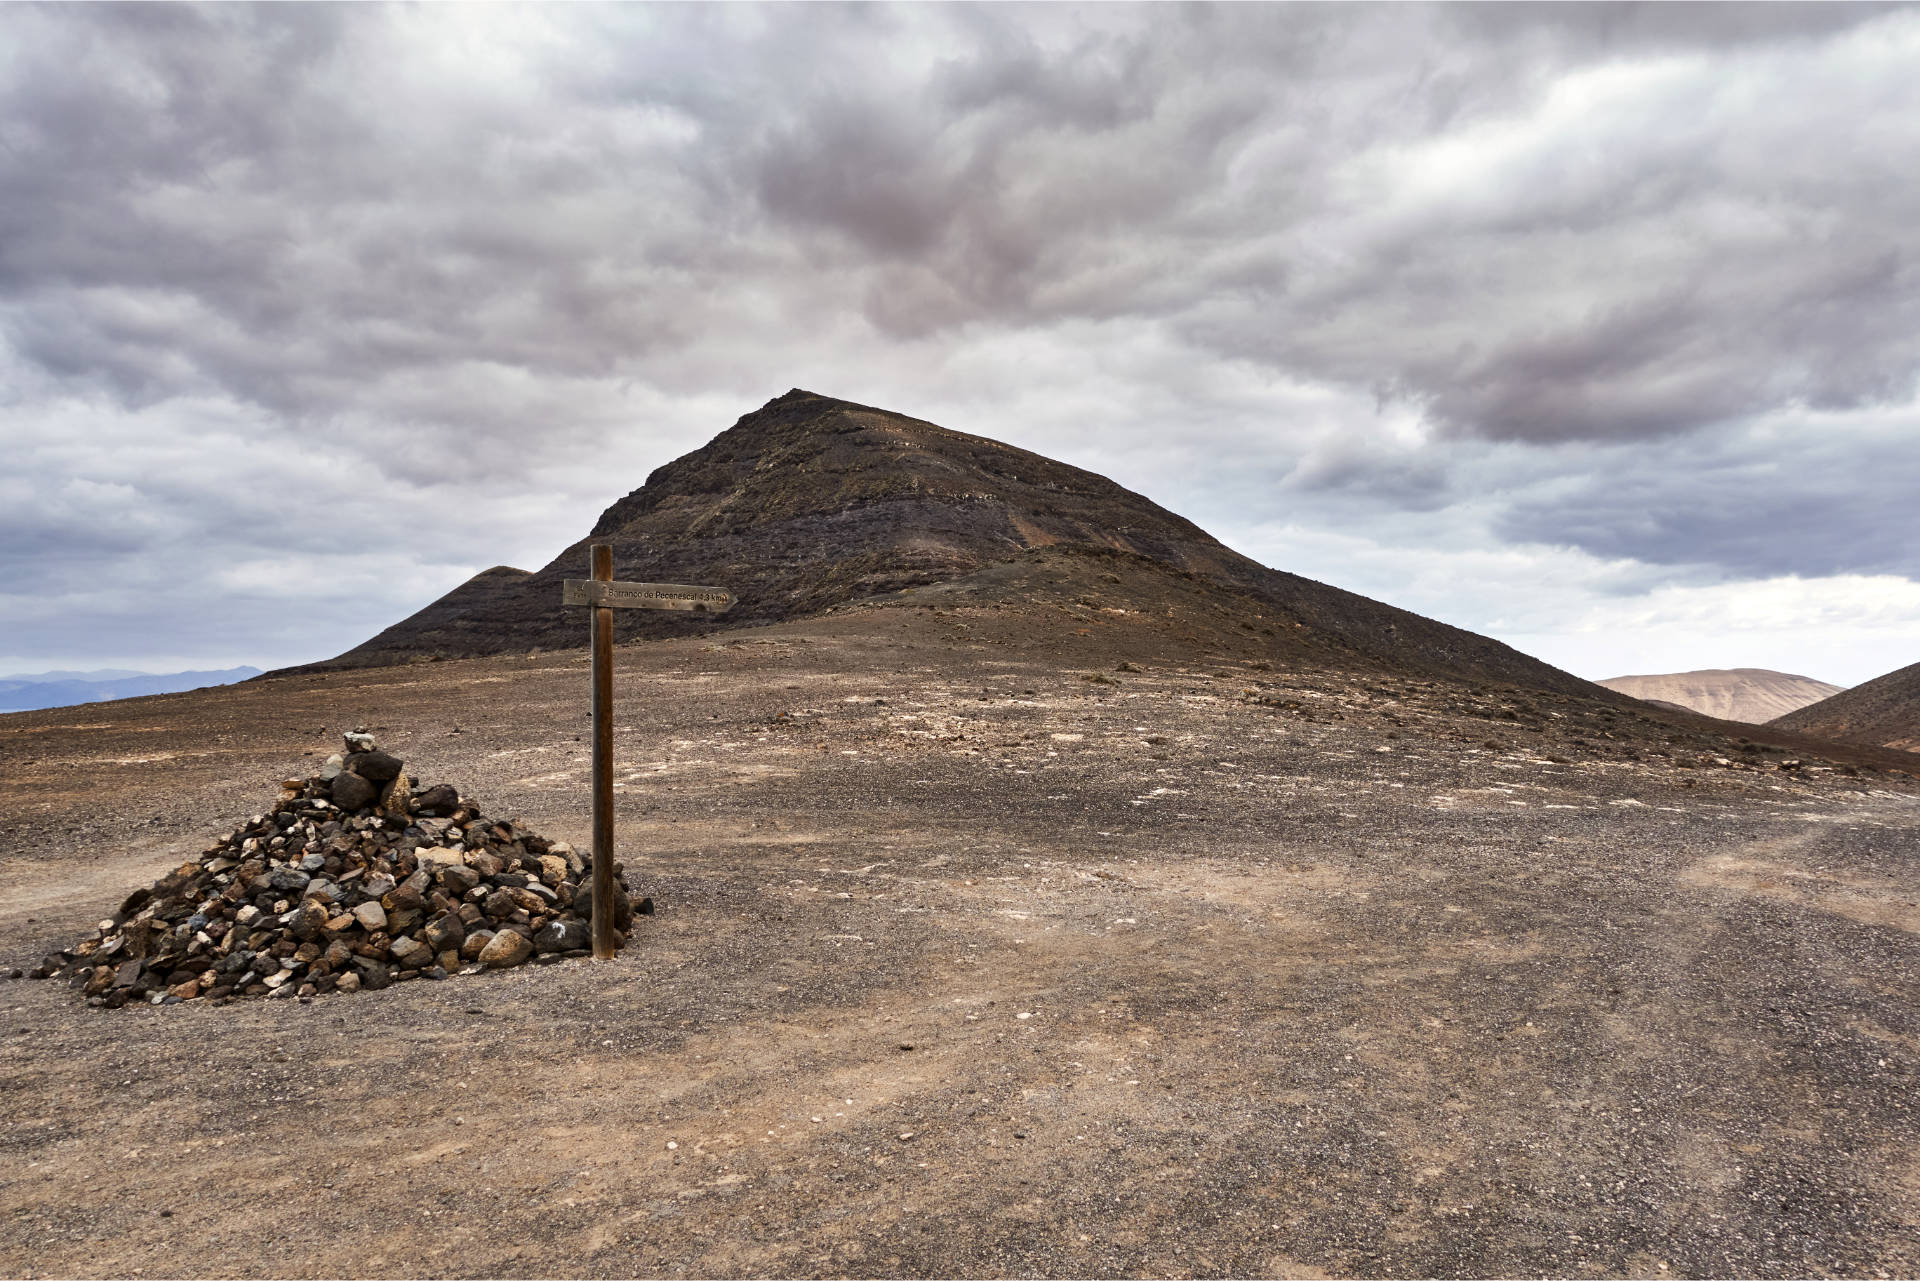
xmin=3 ymin=2 xmax=1917 ymax=685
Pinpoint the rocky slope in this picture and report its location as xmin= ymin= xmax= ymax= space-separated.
xmin=1598 ymin=667 xmax=1845 ymax=724
xmin=294 ymin=389 xmax=1597 ymax=698
xmin=1772 ymin=658 xmax=1920 ymax=751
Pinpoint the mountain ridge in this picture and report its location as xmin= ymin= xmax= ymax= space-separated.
xmin=282 ymin=390 xmax=1601 ymax=698
xmin=0 ymin=667 xmax=262 ymax=714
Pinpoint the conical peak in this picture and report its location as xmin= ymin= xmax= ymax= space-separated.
xmin=310 ymin=391 xmax=1598 ymax=701
xmin=710 ymin=388 xmax=940 ymax=452
xmin=591 ymin=389 xmax=1110 ymax=538
xmin=765 ymin=387 xmax=835 ymax=409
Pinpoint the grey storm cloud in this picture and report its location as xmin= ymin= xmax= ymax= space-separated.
xmin=0 ymin=2 xmax=1916 ymax=671
xmin=1495 ymin=417 xmax=1920 ymax=581
xmin=6 ymin=3 xmax=1913 ymax=438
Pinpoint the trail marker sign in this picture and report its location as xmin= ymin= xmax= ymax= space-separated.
xmin=561 ymin=580 xmax=735 ymax=612
xmin=562 ymin=542 xmax=734 ymax=958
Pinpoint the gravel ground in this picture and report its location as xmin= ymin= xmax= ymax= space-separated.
xmin=2 ymin=603 xmax=1917 ymax=1278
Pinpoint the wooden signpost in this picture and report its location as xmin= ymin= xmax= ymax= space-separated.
xmin=563 ymin=541 xmax=734 ymax=959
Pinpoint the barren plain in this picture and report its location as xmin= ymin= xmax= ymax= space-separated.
xmin=3 ymin=601 xmax=1919 ymax=1278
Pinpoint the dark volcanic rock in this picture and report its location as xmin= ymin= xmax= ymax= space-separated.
xmin=284 ymin=390 xmax=1602 ymax=697
xmin=331 ymin=772 xmax=376 ymax=811
xmin=346 ymin=750 xmax=403 ymax=782
xmin=572 ymin=880 xmax=633 ymax=932
xmin=534 ymin=918 xmax=589 ymax=954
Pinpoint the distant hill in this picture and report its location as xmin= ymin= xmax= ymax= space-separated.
xmin=0 ymin=667 xmax=262 ymax=714
xmin=1597 ymin=668 xmax=1845 ymax=724
xmin=0 ymin=668 xmax=147 ymax=682
xmin=284 ymin=389 xmax=1603 ymax=699
xmin=1770 ymin=659 xmax=1920 ymax=752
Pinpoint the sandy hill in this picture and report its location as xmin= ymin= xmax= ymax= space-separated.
xmin=291 ymin=389 xmax=1595 ymax=698
xmin=1597 ymin=668 xmax=1845 ymax=724
xmin=1771 ymin=658 xmax=1920 ymax=751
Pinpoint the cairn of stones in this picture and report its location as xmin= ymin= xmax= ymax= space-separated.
xmin=29 ymin=732 xmax=642 ymax=1008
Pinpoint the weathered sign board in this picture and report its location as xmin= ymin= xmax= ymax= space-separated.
xmin=560 ymin=580 xmax=735 ymax=612
xmin=562 ymin=543 xmax=735 ymax=958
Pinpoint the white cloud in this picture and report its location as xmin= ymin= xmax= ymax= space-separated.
xmin=1224 ymin=518 xmax=1920 ymax=687
xmin=1508 ymin=575 xmax=1920 ymax=688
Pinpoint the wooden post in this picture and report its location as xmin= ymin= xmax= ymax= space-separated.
xmin=560 ymin=555 xmax=732 ymax=961
xmin=589 ymin=541 xmax=617 ymax=960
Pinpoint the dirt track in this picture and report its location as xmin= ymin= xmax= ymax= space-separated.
xmin=3 ymin=605 xmax=1918 ymax=1278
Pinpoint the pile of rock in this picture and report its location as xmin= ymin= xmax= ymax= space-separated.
xmin=29 ymin=733 xmax=644 ymax=1008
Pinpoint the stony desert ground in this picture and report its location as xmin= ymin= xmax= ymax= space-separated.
xmin=3 ymin=602 xmax=1918 ymax=1278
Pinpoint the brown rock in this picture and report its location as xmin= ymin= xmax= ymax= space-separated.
xmin=378 ymin=771 xmax=413 ymax=820
xmin=438 ymin=864 xmax=482 ymax=896
xmin=423 ymin=915 xmax=465 ymax=953
xmin=122 ymin=918 xmax=155 ymax=960
xmin=416 ymin=845 xmax=462 ymax=869
xmin=288 ymin=906 xmax=326 ymax=942
xmin=478 ymin=930 xmax=533 ymax=969
xmin=382 ymin=884 xmax=426 ymax=914
xmin=388 ymin=936 xmax=433 ymax=969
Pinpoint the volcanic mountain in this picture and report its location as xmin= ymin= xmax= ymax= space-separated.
xmin=1770 ymin=658 xmax=1920 ymax=752
xmin=1597 ymin=668 xmax=1845 ymax=724
xmin=301 ymin=389 xmax=1595 ymax=695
